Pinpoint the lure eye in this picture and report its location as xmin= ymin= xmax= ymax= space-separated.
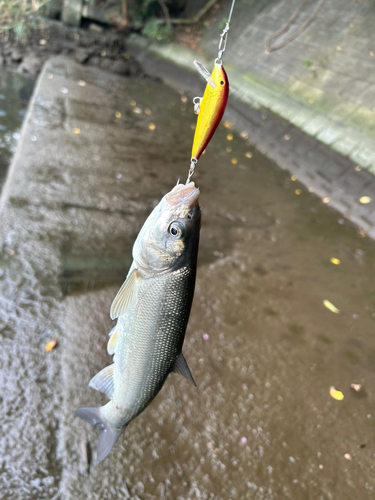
xmin=169 ymin=221 xmax=184 ymax=238
xmin=220 ymin=80 xmax=225 ymax=86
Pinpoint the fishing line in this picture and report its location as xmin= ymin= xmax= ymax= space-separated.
xmin=186 ymin=0 xmax=236 ymax=184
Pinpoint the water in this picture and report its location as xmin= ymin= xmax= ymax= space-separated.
xmin=1 ymin=58 xmax=375 ymax=498
xmin=58 ymin=77 xmax=375 ymax=498
xmin=0 ymin=71 xmax=35 ymax=189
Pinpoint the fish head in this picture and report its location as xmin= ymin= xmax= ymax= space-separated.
xmin=133 ymin=182 xmax=201 ymax=273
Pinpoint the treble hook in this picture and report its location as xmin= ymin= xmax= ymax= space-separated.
xmin=193 ymin=97 xmax=202 ymax=114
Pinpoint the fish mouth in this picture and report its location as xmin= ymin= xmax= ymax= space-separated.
xmin=165 ymin=181 xmax=200 ymax=207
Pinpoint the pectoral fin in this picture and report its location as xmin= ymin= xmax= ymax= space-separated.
xmin=171 ymin=353 xmax=197 ymax=387
xmin=194 ymin=60 xmax=217 ymax=89
xmin=110 ymin=268 xmax=138 ymax=320
xmin=89 ymin=364 xmax=115 ymax=398
xmin=107 ymin=326 xmax=118 ymax=355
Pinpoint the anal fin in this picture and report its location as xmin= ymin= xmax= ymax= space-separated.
xmin=89 ymin=364 xmax=115 ymax=398
xmin=171 ymin=353 xmax=197 ymax=387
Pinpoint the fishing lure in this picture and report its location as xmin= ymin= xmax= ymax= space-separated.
xmin=186 ymin=0 xmax=236 ymax=183
xmin=191 ymin=60 xmax=229 ymax=162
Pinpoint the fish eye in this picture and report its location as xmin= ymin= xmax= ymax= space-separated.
xmin=220 ymin=80 xmax=225 ymax=86
xmin=169 ymin=221 xmax=184 ymax=238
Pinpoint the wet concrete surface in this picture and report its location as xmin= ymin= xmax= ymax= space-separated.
xmin=1 ymin=56 xmax=375 ymax=499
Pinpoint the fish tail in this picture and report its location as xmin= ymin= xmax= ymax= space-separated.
xmin=75 ymin=407 xmax=121 ymax=463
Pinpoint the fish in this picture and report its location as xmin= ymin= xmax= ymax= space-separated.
xmin=75 ymin=181 xmax=201 ymax=463
xmin=191 ymin=60 xmax=229 ymax=161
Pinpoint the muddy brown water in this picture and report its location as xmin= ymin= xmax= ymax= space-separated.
xmin=1 ymin=59 xmax=375 ymax=499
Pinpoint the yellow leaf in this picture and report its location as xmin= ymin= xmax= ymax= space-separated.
xmin=323 ymin=299 xmax=340 ymax=314
xmin=330 ymin=386 xmax=344 ymax=400
xmin=45 ymin=338 xmax=58 ymax=352
xmin=359 ymin=196 xmax=371 ymax=204
xmin=330 ymin=258 xmax=340 ymax=265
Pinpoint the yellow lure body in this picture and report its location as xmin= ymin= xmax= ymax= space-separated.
xmin=191 ymin=63 xmax=229 ymax=161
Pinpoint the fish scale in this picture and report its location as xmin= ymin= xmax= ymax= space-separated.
xmin=111 ymin=264 xmax=195 ymax=421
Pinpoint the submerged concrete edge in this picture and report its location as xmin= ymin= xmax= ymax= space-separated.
xmin=127 ymin=34 xmax=375 ymax=175
xmin=0 ymin=68 xmax=45 ymax=213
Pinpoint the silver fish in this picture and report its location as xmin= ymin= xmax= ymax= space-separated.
xmin=75 ymin=181 xmax=201 ymax=463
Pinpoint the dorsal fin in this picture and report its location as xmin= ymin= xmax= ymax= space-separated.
xmin=171 ymin=353 xmax=197 ymax=387
xmin=110 ymin=268 xmax=138 ymax=320
xmin=107 ymin=326 xmax=118 ymax=355
xmin=89 ymin=364 xmax=115 ymax=398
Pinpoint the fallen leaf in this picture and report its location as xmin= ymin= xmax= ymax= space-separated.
xmin=45 ymin=338 xmax=58 ymax=352
xmin=330 ymin=386 xmax=344 ymax=400
xmin=359 ymin=196 xmax=371 ymax=204
xmin=323 ymin=299 xmax=340 ymax=314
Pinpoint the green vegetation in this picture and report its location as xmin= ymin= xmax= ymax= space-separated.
xmin=303 ymin=60 xmax=313 ymax=67
xmin=142 ymin=19 xmax=172 ymax=41
xmin=218 ymin=17 xmax=228 ymax=30
xmin=0 ymin=0 xmax=184 ymax=42
xmin=0 ymin=0 xmax=51 ymax=34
